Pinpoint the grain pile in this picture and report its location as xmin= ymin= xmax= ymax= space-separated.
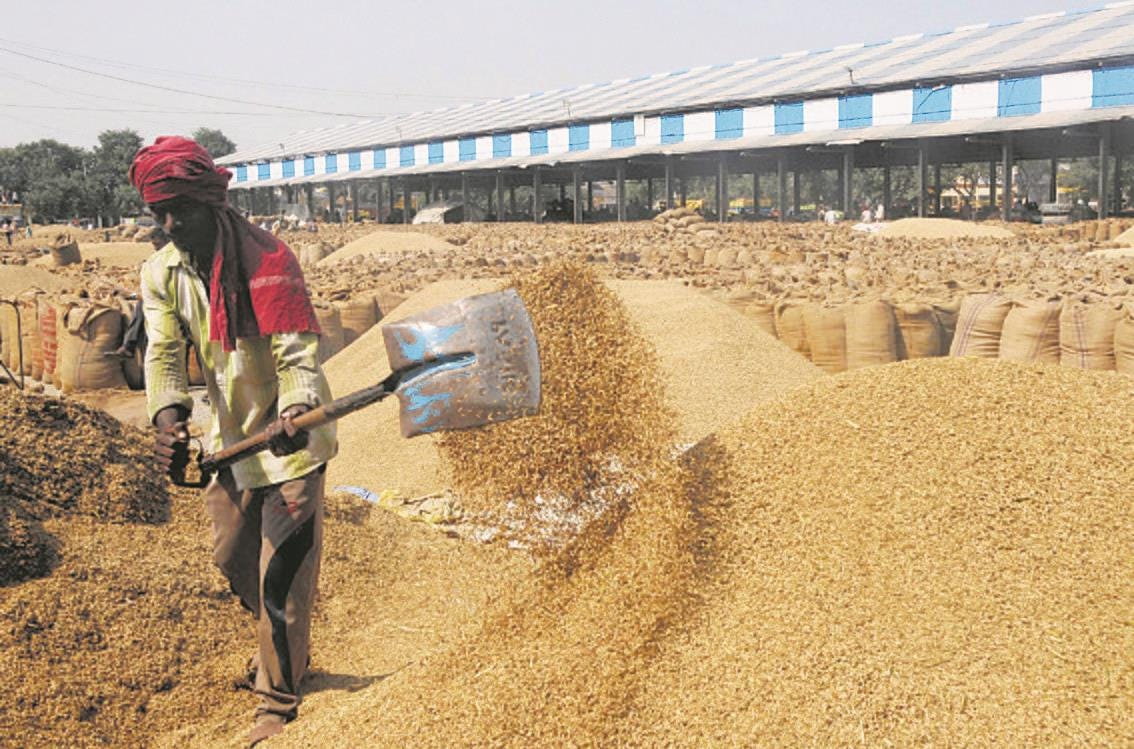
xmin=39 ymin=242 xmax=154 ymax=268
xmin=274 ymin=356 xmax=1134 ymax=747
xmin=0 ymin=388 xmax=166 ymax=526
xmin=273 ymin=261 xmax=702 ymax=748
xmin=618 ymin=357 xmax=1134 ymax=746
xmin=323 ymin=276 xmax=819 ymax=501
xmin=878 ymin=217 xmax=1015 ymax=239
xmin=0 ymin=266 xmax=68 ymax=297
xmin=0 ymin=488 xmax=253 ymax=749
xmin=317 ymin=228 xmax=457 ymax=266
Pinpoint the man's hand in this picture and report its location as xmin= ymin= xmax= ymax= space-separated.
xmin=265 ymin=404 xmax=311 ymax=457
xmin=154 ymin=405 xmax=191 ymax=478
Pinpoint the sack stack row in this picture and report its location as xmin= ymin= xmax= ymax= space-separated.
xmin=0 ymin=289 xmax=390 ymax=393
xmin=734 ymin=292 xmax=1134 ymax=376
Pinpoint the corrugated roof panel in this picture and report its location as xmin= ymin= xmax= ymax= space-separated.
xmin=220 ymin=5 xmax=1134 ymax=165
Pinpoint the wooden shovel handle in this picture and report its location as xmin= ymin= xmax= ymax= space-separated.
xmin=200 ymin=378 xmax=395 ymax=474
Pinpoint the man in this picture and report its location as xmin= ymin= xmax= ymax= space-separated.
xmin=129 ymin=136 xmax=336 ymax=747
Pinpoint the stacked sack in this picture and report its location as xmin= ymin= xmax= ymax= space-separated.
xmin=734 ymin=289 xmax=1134 ymax=376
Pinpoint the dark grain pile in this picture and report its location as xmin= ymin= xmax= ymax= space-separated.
xmin=0 ymin=388 xmax=166 ymax=525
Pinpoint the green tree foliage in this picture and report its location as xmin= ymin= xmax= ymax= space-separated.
xmin=0 ymin=130 xmax=151 ymax=223
xmin=192 ymin=127 xmax=236 ymax=159
xmin=90 ymin=129 xmax=144 ymax=224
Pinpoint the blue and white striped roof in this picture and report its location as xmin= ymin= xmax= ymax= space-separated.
xmin=221 ymin=2 xmax=1134 ymax=167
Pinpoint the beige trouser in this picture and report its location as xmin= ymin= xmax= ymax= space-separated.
xmin=204 ymin=465 xmax=325 ymax=721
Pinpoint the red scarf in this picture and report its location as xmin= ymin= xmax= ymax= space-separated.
xmin=129 ymin=136 xmax=319 ymax=351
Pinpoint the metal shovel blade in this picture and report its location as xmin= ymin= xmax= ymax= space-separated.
xmin=382 ymin=289 xmax=541 ymax=437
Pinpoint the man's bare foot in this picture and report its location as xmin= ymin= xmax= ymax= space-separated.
xmin=247 ymin=715 xmax=286 ymax=747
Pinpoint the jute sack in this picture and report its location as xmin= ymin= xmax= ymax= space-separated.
xmin=38 ymin=298 xmax=57 ymax=380
xmin=373 ymin=288 xmax=406 ymax=320
xmin=1113 ymin=304 xmax=1134 ymax=376
xmin=949 ymin=294 xmax=1012 ymax=358
xmin=336 ymin=297 xmax=378 ymax=346
xmin=1060 ymin=299 xmax=1122 ymax=370
xmin=17 ymin=292 xmax=43 ymax=379
xmin=0 ymin=303 xmax=15 ymax=372
xmin=774 ymin=302 xmax=810 ymax=358
xmin=844 ymin=300 xmax=898 ymax=370
xmin=313 ymin=303 xmax=345 ymax=364
xmin=723 ymin=287 xmax=761 ymax=313
xmin=893 ymin=302 xmax=945 ymax=359
xmin=50 ymin=241 xmax=81 ymax=267
xmin=51 ymin=301 xmax=72 ymax=390
xmin=58 ymin=302 xmax=126 ymax=392
xmin=298 ymin=243 xmax=326 ymax=266
xmin=801 ymin=304 xmax=846 ymax=374
xmin=999 ymin=299 xmax=1062 ymax=364
xmin=743 ymin=302 xmax=777 ymax=338
xmin=933 ymin=298 xmax=962 ymax=349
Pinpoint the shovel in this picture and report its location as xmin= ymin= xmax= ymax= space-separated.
xmin=171 ymin=289 xmax=541 ymax=487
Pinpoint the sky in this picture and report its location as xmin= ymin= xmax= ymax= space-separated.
xmin=0 ymin=0 xmax=1108 ymax=153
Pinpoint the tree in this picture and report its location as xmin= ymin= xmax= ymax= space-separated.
xmin=192 ymin=128 xmax=236 ymax=159
xmin=0 ymin=140 xmax=90 ymax=221
xmin=90 ymin=129 xmax=144 ymax=224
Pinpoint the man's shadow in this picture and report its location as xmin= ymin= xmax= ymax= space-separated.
xmin=303 ymin=665 xmax=405 ymax=695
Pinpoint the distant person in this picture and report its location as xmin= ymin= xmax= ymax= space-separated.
xmin=875 ymin=202 xmax=885 ymax=221
xmin=2 ymin=219 xmax=12 ymax=247
xmin=129 ymin=136 xmax=334 ymax=747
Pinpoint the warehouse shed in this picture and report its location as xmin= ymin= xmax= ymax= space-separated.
xmin=220 ymin=3 xmax=1134 ymax=224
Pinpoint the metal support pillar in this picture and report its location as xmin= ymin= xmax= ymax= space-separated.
xmin=305 ymin=184 xmax=315 ymax=217
xmin=402 ymin=182 xmax=410 ymax=224
xmin=572 ymin=167 xmax=583 ymax=224
xmin=680 ymin=178 xmax=687 ymax=207
xmin=1099 ymin=125 xmax=1111 ymax=220
xmin=917 ymin=146 xmax=928 ymax=218
xmin=647 ymin=178 xmax=654 ymax=213
xmin=374 ymin=179 xmax=382 ymax=222
xmin=1115 ymin=154 xmax=1124 ymax=214
xmin=933 ymin=164 xmax=942 ymax=216
xmin=777 ymin=154 xmax=787 ymax=223
xmin=349 ymin=181 xmax=360 ymax=222
xmin=508 ymin=185 xmax=516 ymax=216
xmin=587 ymin=181 xmax=594 ymax=214
xmin=387 ymin=179 xmax=396 ymax=223
xmin=882 ymin=166 xmax=891 ymax=218
xmin=1050 ymin=158 xmax=1059 ymax=204
xmin=461 ymin=173 xmax=471 ymax=223
xmin=327 ymin=184 xmax=337 ymax=222
xmin=532 ymin=167 xmax=542 ymax=224
xmin=843 ymin=149 xmax=855 ymax=220
xmin=664 ymin=158 xmax=674 ymax=210
xmin=717 ymin=156 xmax=728 ymax=224
xmin=616 ymin=162 xmax=626 ymax=223
xmin=752 ymin=169 xmax=761 ymax=219
xmin=1001 ymin=135 xmax=1013 ymax=223
xmin=989 ymin=160 xmax=997 ymax=211
xmin=496 ymin=172 xmax=505 ymax=223
xmin=792 ymin=170 xmax=801 ymax=217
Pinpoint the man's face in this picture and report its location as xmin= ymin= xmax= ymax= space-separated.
xmin=145 ymin=198 xmax=215 ymax=252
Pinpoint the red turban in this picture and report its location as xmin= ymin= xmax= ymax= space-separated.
xmin=129 ymin=136 xmax=319 ymax=352
xmin=128 ymin=136 xmax=231 ymax=207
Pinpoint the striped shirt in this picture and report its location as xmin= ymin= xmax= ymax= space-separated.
xmin=140 ymin=242 xmax=336 ymax=491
